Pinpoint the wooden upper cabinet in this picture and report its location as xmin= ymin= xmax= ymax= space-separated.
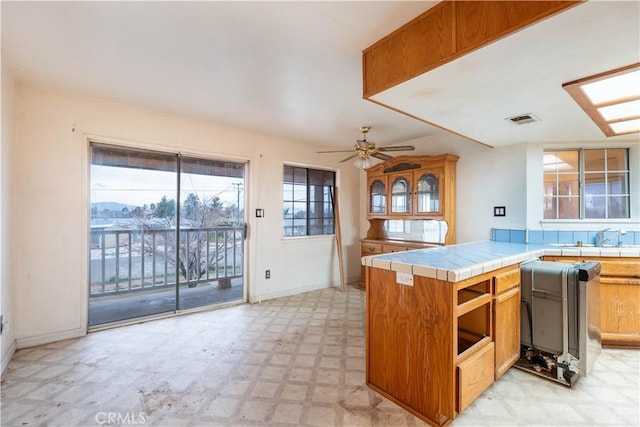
xmin=365 ymin=154 xmax=458 ymax=244
xmin=362 ymin=2 xmax=455 ymax=98
xmin=363 ymin=1 xmax=581 ymax=97
xmin=367 ymin=155 xmax=456 ymax=220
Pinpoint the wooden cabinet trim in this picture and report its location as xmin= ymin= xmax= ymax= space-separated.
xmin=363 ymin=1 xmax=581 ymax=97
xmin=457 ymin=291 xmax=492 ymax=317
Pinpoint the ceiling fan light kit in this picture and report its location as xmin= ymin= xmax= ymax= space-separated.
xmin=318 ymin=126 xmax=416 ymax=168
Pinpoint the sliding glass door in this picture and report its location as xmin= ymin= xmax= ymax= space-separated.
xmin=89 ymin=145 xmax=245 ymax=327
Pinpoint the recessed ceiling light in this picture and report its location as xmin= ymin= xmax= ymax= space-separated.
xmin=597 ymin=100 xmax=640 ymax=121
xmin=609 ymin=119 xmax=640 ymax=134
xmin=581 ymin=70 xmax=640 ymax=104
xmin=563 ymin=63 xmax=640 ymax=137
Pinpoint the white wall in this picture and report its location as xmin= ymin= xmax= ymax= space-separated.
xmin=359 ymin=132 xmax=528 ymax=243
xmin=11 ymin=83 xmax=361 ymax=348
xmin=1 ymin=60 xmax=17 ymax=371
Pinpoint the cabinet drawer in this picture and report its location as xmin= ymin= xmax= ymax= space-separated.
xmin=457 ymin=342 xmax=495 ymax=413
xmin=599 ymin=260 xmax=640 ymax=278
xmin=362 ymin=242 xmax=383 ymax=255
xmin=493 ymin=268 xmax=520 ymax=294
xmin=382 ymin=244 xmax=410 ymax=253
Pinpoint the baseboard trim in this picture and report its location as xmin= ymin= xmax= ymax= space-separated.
xmin=249 ymin=277 xmax=360 ymax=304
xmin=16 ymin=327 xmax=86 ymax=350
xmin=1 ymin=339 xmax=16 ymax=374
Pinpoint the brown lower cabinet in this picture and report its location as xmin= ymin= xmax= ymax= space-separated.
xmin=543 ymin=256 xmax=640 ymax=348
xmin=366 ymin=264 xmax=521 ymax=426
xmin=493 ymin=269 xmax=521 ymax=379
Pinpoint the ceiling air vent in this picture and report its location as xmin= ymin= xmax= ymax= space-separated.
xmin=506 ymin=113 xmax=541 ymax=125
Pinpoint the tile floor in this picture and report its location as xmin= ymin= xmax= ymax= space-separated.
xmin=1 ymin=285 xmax=639 ymax=426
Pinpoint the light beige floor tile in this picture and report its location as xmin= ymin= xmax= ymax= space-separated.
xmin=250 ymin=381 xmax=280 ymax=399
xmin=280 ymin=383 xmax=309 ymax=401
xmin=1 ymin=285 xmax=638 ymax=427
xmin=237 ymin=399 xmax=274 ymax=422
xmin=271 ymin=402 xmax=303 ymax=424
xmin=305 ymin=405 xmax=337 ymax=426
xmin=201 ymin=397 xmax=240 ymax=418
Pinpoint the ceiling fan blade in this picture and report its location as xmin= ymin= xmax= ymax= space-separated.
xmin=317 ymin=149 xmax=357 ymax=153
xmin=377 ymin=145 xmax=416 ymax=152
xmin=339 ymin=153 xmax=359 ymax=163
xmin=371 ymin=152 xmax=393 ymax=161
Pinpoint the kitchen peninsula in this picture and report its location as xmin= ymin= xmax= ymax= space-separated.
xmin=362 ymin=241 xmax=640 ymax=426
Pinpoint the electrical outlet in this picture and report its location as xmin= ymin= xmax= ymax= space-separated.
xmin=396 ymin=272 xmax=414 ymax=286
xmin=265 ymin=270 xmax=271 ymax=279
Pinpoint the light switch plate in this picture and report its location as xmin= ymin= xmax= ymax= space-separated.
xmin=494 ymin=206 xmax=506 ymax=217
xmin=396 ymin=272 xmax=414 ymax=286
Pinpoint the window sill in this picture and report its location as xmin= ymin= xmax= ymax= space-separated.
xmin=282 ymin=234 xmax=335 ymax=242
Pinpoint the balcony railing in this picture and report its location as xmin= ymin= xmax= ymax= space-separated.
xmin=90 ymin=226 xmax=244 ymax=297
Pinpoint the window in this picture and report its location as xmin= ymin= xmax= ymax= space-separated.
xmin=283 ymin=165 xmax=335 ymax=236
xmin=89 ymin=144 xmax=246 ymax=326
xmin=544 ymin=148 xmax=630 ymax=219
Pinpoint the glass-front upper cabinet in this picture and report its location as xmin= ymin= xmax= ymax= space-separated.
xmin=416 ymin=172 xmax=441 ymax=214
xmin=391 ymin=176 xmax=411 ymax=214
xmin=368 ymin=177 xmax=387 ymax=215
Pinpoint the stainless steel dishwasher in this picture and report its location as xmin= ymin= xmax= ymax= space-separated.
xmin=517 ymin=260 xmax=601 ymax=386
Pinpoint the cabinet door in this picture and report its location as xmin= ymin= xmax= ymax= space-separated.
xmin=367 ymin=176 xmax=387 ymax=216
xmin=493 ymin=285 xmax=521 ymax=379
xmin=601 ymin=278 xmax=640 ymax=348
xmin=389 ymin=174 xmax=412 ymax=214
xmin=415 ymin=170 xmax=442 ymax=215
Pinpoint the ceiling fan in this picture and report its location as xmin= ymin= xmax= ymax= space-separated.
xmin=318 ymin=126 xmax=415 ymax=166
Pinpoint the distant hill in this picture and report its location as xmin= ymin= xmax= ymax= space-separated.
xmin=91 ymin=202 xmax=137 ymax=212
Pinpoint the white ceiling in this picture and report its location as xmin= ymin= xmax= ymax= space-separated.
xmin=373 ymin=0 xmax=640 ymax=147
xmin=2 ymin=1 xmax=639 ymax=152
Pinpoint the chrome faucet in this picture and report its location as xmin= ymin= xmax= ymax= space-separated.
xmin=595 ymin=228 xmax=611 ymax=247
xmin=595 ymin=228 xmax=627 ymax=247
xmin=616 ymin=229 xmax=627 ymax=247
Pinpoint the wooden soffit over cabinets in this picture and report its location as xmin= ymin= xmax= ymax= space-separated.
xmin=362 ymin=0 xmax=582 ymax=98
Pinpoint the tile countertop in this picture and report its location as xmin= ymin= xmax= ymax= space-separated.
xmin=361 ymin=240 xmax=640 ymax=283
